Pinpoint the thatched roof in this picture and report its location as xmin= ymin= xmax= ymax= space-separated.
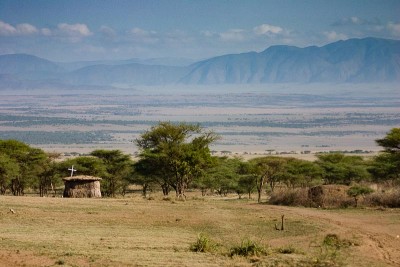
xmin=63 ymin=175 xmax=102 ymax=181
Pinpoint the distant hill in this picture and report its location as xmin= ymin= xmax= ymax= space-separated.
xmin=0 ymin=37 xmax=399 ymax=89
xmin=180 ymin=37 xmax=400 ymax=84
xmin=65 ymin=63 xmax=188 ymax=86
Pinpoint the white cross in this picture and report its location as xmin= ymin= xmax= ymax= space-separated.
xmin=68 ymin=165 xmax=77 ymax=177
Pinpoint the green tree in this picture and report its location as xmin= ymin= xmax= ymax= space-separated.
xmin=134 ymin=155 xmax=173 ymax=196
xmin=0 ymin=154 xmax=19 ymax=194
xmin=0 ymin=140 xmax=48 ymax=195
xmin=347 ymin=185 xmax=374 ymax=207
xmin=376 ymin=128 xmax=400 ymax=153
xmin=248 ymin=157 xmax=287 ymax=203
xmin=237 ymin=174 xmax=257 ymax=199
xmin=91 ymin=150 xmax=133 ymax=197
xmin=58 ymin=156 xmax=106 ymax=178
xmin=135 ymin=122 xmax=218 ymax=198
xmin=283 ymin=158 xmax=323 ymax=188
xmin=316 ymin=153 xmax=370 ymax=185
xmin=205 ymin=157 xmax=240 ymax=197
xmin=36 ymin=152 xmax=62 ymax=197
xmin=370 ymin=128 xmax=400 ymax=182
xmin=236 ymin=161 xmax=258 ymax=199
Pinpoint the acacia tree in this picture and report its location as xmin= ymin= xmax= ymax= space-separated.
xmin=316 ymin=153 xmax=370 ymax=185
xmin=248 ymin=157 xmax=288 ymax=203
xmin=283 ymin=158 xmax=323 ymax=188
xmin=37 ymin=152 xmax=62 ymax=197
xmin=135 ymin=122 xmax=218 ymax=198
xmin=236 ymin=161 xmax=258 ymax=199
xmin=0 ymin=154 xmax=19 ymax=194
xmin=91 ymin=150 xmax=133 ymax=197
xmin=0 ymin=140 xmax=48 ymax=195
xmin=204 ymin=157 xmax=240 ymax=197
xmin=370 ymin=128 xmax=400 ymax=182
xmin=58 ymin=156 xmax=107 ymax=178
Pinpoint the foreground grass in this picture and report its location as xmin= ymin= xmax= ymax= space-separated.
xmin=0 ymin=194 xmax=396 ymax=266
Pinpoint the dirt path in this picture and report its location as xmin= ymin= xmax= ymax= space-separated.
xmin=261 ymin=205 xmax=400 ymax=266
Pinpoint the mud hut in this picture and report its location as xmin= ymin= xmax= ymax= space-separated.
xmin=63 ymin=175 xmax=102 ymax=198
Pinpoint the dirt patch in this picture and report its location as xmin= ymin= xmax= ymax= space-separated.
xmin=262 ymin=204 xmax=400 ymax=266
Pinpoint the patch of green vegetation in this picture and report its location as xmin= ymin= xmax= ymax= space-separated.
xmin=229 ymin=239 xmax=268 ymax=257
xmin=189 ymin=233 xmax=218 ymax=253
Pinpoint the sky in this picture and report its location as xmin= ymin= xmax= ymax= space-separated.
xmin=0 ymin=0 xmax=399 ymax=62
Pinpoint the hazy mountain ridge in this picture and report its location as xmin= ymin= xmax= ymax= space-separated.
xmin=0 ymin=37 xmax=399 ymax=89
xmin=181 ymin=37 xmax=400 ymax=84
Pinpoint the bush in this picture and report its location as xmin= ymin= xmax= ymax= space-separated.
xmin=229 ymin=239 xmax=267 ymax=257
xmin=308 ymin=185 xmax=352 ymax=208
xmin=269 ymin=188 xmax=311 ymax=206
xmin=189 ymin=233 xmax=217 ymax=253
xmin=323 ymin=234 xmax=351 ymax=249
xmin=347 ymin=185 xmax=374 ymax=207
xmin=364 ymin=188 xmax=400 ymax=208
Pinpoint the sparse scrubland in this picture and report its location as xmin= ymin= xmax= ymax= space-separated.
xmin=0 ymin=124 xmax=399 ymax=266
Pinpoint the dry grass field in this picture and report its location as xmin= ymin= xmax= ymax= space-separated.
xmin=1 ymin=194 xmax=399 ymax=266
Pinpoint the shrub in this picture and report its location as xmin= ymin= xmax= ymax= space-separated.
xmin=230 ymin=239 xmax=267 ymax=257
xmin=269 ymin=188 xmax=311 ymax=206
xmin=189 ymin=233 xmax=217 ymax=253
xmin=323 ymin=234 xmax=352 ymax=249
xmin=308 ymin=185 xmax=352 ymax=208
xmin=364 ymin=188 xmax=400 ymax=208
xmin=347 ymin=185 xmax=374 ymax=207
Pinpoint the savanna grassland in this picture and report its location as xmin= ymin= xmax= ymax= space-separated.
xmin=1 ymin=194 xmax=399 ymax=267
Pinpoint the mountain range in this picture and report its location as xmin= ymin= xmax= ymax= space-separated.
xmin=0 ymin=37 xmax=399 ymax=89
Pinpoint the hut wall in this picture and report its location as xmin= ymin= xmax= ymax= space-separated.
xmin=63 ymin=180 xmax=101 ymax=198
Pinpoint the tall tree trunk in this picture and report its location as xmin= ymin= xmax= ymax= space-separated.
xmin=161 ymin=183 xmax=170 ymax=196
xmin=257 ymin=176 xmax=265 ymax=203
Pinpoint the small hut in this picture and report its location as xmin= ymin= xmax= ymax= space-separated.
xmin=63 ymin=175 xmax=102 ymax=198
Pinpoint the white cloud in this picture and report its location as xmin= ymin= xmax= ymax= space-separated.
xmin=57 ymin=23 xmax=92 ymax=37
xmin=323 ymin=31 xmax=348 ymax=41
xmin=387 ymin=22 xmax=400 ymax=37
xmin=41 ymin=28 xmax=52 ymax=36
xmin=129 ymin=27 xmax=159 ymax=44
xmin=219 ymin=29 xmax=246 ymax=42
xmin=0 ymin=20 xmax=38 ymax=36
xmin=0 ymin=20 xmax=16 ymax=35
xmin=253 ymin=24 xmax=283 ymax=35
xmin=16 ymin=23 xmax=38 ymax=35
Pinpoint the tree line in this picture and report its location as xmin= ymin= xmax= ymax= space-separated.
xmin=0 ymin=123 xmax=399 ymax=201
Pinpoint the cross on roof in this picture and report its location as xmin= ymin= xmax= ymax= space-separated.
xmin=68 ymin=165 xmax=77 ymax=177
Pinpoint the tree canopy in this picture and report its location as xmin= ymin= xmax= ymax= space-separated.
xmin=370 ymin=128 xmax=400 ymax=182
xmin=135 ymin=122 xmax=219 ymax=198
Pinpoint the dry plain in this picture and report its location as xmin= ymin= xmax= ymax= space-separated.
xmin=0 ymin=194 xmax=400 ymax=267
xmin=0 ymin=84 xmax=399 ymax=156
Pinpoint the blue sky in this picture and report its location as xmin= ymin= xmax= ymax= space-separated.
xmin=0 ymin=0 xmax=399 ymax=62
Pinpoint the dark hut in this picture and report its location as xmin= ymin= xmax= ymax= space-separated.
xmin=63 ymin=175 xmax=102 ymax=198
